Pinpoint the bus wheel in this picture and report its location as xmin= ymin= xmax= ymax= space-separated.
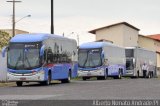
xmin=16 ymin=81 xmax=23 ymax=86
xmin=151 ymin=72 xmax=154 ymax=78
xmin=118 ymin=70 xmax=122 ymax=79
xmin=148 ymin=72 xmax=151 ymax=79
xmin=44 ymin=71 xmax=51 ymax=85
xmin=137 ymin=70 xmax=139 ymax=78
xmin=61 ymin=71 xmax=71 ymax=83
xmin=104 ymin=69 xmax=108 ymax=80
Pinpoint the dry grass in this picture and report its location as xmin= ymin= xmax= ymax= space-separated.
xmin=0 ymin=82 xmax=16 ymax=87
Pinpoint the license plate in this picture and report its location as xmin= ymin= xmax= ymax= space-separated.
xmin=87 ymin=72 xmax=91 ymax=76
xmin=20 ymin=78 xmax=26 ymax=81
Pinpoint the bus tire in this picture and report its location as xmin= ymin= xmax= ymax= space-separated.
xmin=151 ymin=71 xmax=154 ymax=78
xmin=148 ymin=71 xmax=152 ymax=79
xmin=118 ymin=69 xmax=122 ymax=79
xmin=16 ymin=81 xmax=23 ymax=86
xmin=44 ymin=71 xmax=51 ymax=85
xmin=61 ymin=71 xmax=71 ymax=83
xmin=105 ymin=68 xmax=108 ymax=79
xmin=137 ymin=70 xmax=139 ymax=78
xmin=101 ymin=70 xmax=108 ymax=80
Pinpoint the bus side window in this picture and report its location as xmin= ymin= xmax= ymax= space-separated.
xmin=44 ymin=49 xmax=47 ymax=62
xmin=47 ymin=48 xmax=53 ymax=63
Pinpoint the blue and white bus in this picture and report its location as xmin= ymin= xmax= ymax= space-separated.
xmin=2 ymin=33 xmax=78 ymax=86
xmin=78 ymin=42 xmax=126 ymax=80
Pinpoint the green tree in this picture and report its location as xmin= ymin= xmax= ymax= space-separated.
xmin=0 ymin=30 xmax=11 ymax=51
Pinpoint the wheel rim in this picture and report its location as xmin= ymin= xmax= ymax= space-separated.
xmin=105 ymin=71 xmax=108 ymax=79
xmin=119 ymin=72 xmax=121 ymax=78
xmin=47 ymin=74 xmax=51 ymax=85
xmin=148 ymin=73 xmax=151 ymax=78
xmin=68 ymin=74 xmax=71 ymax=81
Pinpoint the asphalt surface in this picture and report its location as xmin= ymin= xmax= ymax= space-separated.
xmin=0 ymin=78 xmax=160 ymax=101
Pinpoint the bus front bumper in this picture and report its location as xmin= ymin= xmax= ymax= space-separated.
xmin=78 ymin=69 xmax=105 ymax=77
xmin=7 ymin=71 xmax=45 ymax=82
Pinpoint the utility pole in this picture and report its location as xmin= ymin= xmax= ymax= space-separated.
xmin=51 ymin=0 xmax=54 ymax=34
xmin=7 ymin=0 xmax=21 ymax=37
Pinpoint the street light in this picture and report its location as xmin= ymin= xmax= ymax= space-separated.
xmin=6 ymin=0 xmax=21 ymax=37
xmin=15 ymin=15 xmax=31 ymax=23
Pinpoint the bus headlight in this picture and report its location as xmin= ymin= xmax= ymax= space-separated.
xmin=38 ymin=70 xmax=44 ymax=74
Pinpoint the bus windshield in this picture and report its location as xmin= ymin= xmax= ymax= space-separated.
xmin=7 ymin=43 xmax=41 ymax=70
xmin=78 ymin=49 xmax=102 ymax=68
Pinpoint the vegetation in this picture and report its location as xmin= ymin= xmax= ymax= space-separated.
xmin=0 ymin=30 xmax=11 ymax=51
xmin=0 ymin=82 xmax=16 ymax=87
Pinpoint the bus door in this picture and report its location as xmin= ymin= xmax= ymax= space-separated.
xmin=126 ymin=58 xmax=135 ymax=75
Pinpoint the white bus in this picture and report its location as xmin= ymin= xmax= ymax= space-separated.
xmin=78 ymin=42 xmax=126 ymax=80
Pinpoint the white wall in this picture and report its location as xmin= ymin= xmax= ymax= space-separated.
xmin=0 ymin=52 xmax=7 ymax=81
xmin=96 ymin=25 xmax=124 ymax=47
xmin=123 ymin=25 xmax=138 ymax=47
xmin=95 ymin=24 xmax=139 ymax=47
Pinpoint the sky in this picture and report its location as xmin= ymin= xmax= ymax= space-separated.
xmin=0 ymin=0 xmax=160 ymax=44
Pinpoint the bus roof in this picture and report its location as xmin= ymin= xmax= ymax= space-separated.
xmin=79 ymin=42 xmax=115 ymax=49
xmin=10 ymin=33 xmax=71 ymax=43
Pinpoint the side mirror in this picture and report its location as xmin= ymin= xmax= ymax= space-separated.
xmin=40 ymin=45 xmax=45 ymax=57
xmin=2 ymin=46 xmax=8 ymax=57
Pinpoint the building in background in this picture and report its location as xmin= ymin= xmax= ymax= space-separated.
xmin=89 ymin=22 xmax=160 ymax=76
xmin=89 ymin=22 xmax=139 ymax=47
xmin=0 ymin=29 xmax=29 ymax=37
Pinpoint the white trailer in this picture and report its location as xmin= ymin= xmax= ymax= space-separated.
xmin=125 ymin=47 xmax=156 ymax=78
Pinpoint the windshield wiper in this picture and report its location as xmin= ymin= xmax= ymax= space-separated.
xmin=82 ymin=51 xmax=89 ymax=68
xmin=25 ymin=55 xmax=32 ymax=69
xmin=14 ymin=53 xmax=22 ymax=69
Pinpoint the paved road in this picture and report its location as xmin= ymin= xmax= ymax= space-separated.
xmin=0 ymin=78 xmax=160 ymax=100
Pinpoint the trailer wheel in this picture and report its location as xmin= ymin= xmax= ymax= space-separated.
xmin=103 ymin=69 xmax=108 ymax=80
xmin=16 ymin=81 xmax=23 ymax=87
xmin=118 ymin=69 xmax=122 ymax=79
xmin=148 ymin=71 xmax=153 ymax=79
xmin=137 ymin=70 xmax=139 ymax=78
xmin=151 ymin=71 xmax=154 ymax=78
